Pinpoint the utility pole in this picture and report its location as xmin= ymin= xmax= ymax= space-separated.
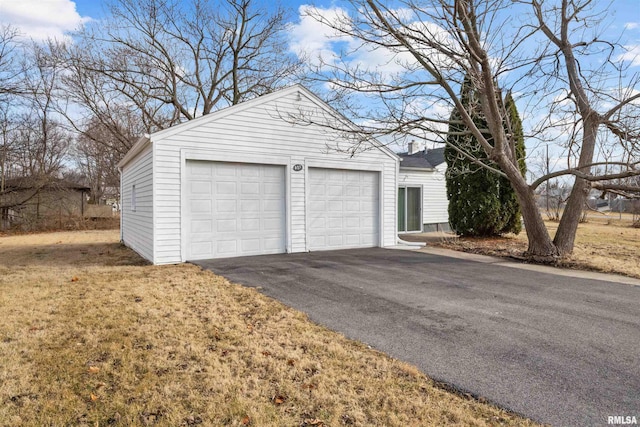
xmin=546 ymin=144 xmax=550 ymax=213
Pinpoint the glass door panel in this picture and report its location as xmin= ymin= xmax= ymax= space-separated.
xmin=398 ymin=187 xmax=406 ymax=232
xmin=406 ymin=187 xmax=421 ymax=232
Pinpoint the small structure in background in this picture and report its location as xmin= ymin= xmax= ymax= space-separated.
xmin=397 ymin=142 xmax=449 ymax=233
xmin=1 ymin=178 xmax=90 ymax=231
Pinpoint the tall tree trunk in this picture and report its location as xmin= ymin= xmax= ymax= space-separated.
xmin=497 ymin=154 xmax=559 ymax=258
xmin=518 ymin=186 xmax=558 ymax=258
xmin=553 ymin=116 xmax=599 ymax=255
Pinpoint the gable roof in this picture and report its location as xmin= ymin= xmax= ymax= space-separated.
xmin=399 ymin=147 xmax=446 ymax=170
xmin=118 ymin=84 xmax=399 ymax=168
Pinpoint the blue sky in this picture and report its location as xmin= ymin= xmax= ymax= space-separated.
xmin=1 ymin=0 xmax=638 ymax=166
xmin=1 ymin=0 xmax=637 ymax=65
xmin=2 ymin=0 xmax=635 ymax=41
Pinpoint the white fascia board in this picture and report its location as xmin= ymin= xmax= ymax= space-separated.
xmin=399 ymin=166 xmax=435 ymax=172
xmin=117 ymin=135 xmax=152 ymax=169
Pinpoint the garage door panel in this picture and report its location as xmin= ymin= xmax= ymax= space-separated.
xmin=345 ymin=201 xmax=359 ymax=212
xmin=240 ymin=199 xmax=260 ymax=211
xmin=361 ymin=200 xmax=376 ymax=210
xmin=361 ymin=216 xmax=375 ymax=227
xmin=328 ymin=217 xmax=343 ymax=228
xmin=241 ymin=239 xmax=260 ymax=251
xmin=345 ymin=234 xmax=360 ymax=245
xmin=186 ymin=161 xmax=286 ymax=260
xmin=191 ymin=232 xmax=214 ymax=242
xmin=263 ymin=237 xmax=283 ymax=250
xmin=310 ymin=184 xmax=325 ymax=195
xmin=308 ymin=168 xmax=379 ymax=251
xmin=192 ymin=219 xmax=212 ymax=233
xmin=191 ymin=242 xmax=212 ymax=257
xmin=309 ymin=217 xmax=325 ymax=228
xmin=240 ymin=218 xmax=260 ymax=231
xmin=189 ymin=162 xmax=213 ymax=177
xmin=264 ymin=182 xmax=283 ymax=195
xmin=190 ymin=180 xmax=211 ymax=194
xmin=240 ymin=182 xmax=260 ymax=194
xmin=345 ymin=187 xmax=360 ymax=197
xmin=345 ymin=173 xmax=360 ymax=183
xmin=190 ymin=200 xmax=211 ymax=214
xmin=263 ymin=218 xmax=283 ymax=230
xmin=216 ymin=181 xmax=236 ymax=194
xmin=241 ymin=166 xmax=260 ymax=177
xmin=264 ymin=199 xmax=283 ymax=212
xmin=215 ymin=199 xmax=236 ymax=213
xmin=309 ymin=200 xmax=325 ymax=211
xmin=328 ymin=235 xmax=344 ymax=246
xmin=216 ymin=240 xmax=237 ymax=254
xmin=216 ymin=219 xmax=236 ymax=231
xmin=263 ymin=167 xmax=283 ymax=178
xmin=361 ymin=235 xmax=375 ymax=245
xmin=328 ymin=200 xmax=343 ymax=211
xmin=327 ymin=172 xmax=342 ymax=182
xmin=345 ymin=217 xmax=359 ymax=228
xmin=310 ymin=236 xmax=326 ymax=247
xmin=328 ymin=185 xmax=343 ymax=196
xmin=215 ymin=163 xmax=237 ymax=176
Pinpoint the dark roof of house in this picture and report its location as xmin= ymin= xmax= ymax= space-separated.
xmin=3 ymin=177 xmax=90 ymax=192
xmin=398 ymin=147 xmax=446 ymax=169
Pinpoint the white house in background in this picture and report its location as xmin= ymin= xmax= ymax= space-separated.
xmin=118 ymin=85 xmax=400 ymax=265
xmin=397 ymin=142 xmax=450 ymax=233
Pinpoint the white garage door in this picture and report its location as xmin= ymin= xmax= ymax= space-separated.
xmin=186 ymin=161 xmax=286 ymax=260
xmin=308 ymin=168 xmax=379 ymax=250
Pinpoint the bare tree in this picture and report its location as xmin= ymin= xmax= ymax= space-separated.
xmin=301 ymin=0 xmax=639 ymax=258
xmin=0 ymin=25 xmax=23 ymax=100
xmin=0 ymin=25 xmax=24 ymax=194
xmin=74 ymin=118 xmax=122 ymax=204
xmin=1 ymin=42 xmax=70 ymax=212
xmin=19 ymin=42 xmax=70 ymax=177
xmin=61 ymin=0 xmax=300 ymax=132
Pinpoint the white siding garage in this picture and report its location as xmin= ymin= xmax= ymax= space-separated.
xmin=118 ymin=85 xmax=399 ymax=264
xmin=185 ymin=161 xmax=286 ymax=260
xmin=308 ymin=168 xmax=379 ymax=250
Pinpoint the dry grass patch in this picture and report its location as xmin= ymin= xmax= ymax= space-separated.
xmin=433 ymin=214 xmax=640 ymax=279
xmin=0 ymin=230 xmax=538 ymax=426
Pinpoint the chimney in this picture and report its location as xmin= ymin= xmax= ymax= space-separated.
xmin=408 ymin=140 xmax=420 ymax=155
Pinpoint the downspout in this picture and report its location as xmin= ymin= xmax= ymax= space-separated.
xmin=119 ymin=167 xmax=123 ymax=243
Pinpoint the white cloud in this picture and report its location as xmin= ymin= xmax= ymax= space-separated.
xmin=624 ymin=22 xmax=639 ymax=30
xmin=0 ymin=0 xmax=90 ymax=41
xmin=617 ymin=44 xmax=640 ymax=67
xmin=288 ymin=5 xmax=353 ymax=69
xmin=289 ymin=5 xmax=458 ymax=81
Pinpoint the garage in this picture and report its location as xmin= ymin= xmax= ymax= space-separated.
xmin=308 ymin=168 xmax=379 ymax=250
xmin=118 ymin=85 xmax=399 ymax=264
xmin=185 ymin=160 xmax=286 ymax=260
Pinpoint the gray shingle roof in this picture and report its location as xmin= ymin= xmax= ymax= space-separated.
xmin=398 ymin=147 xmax=445 ymax=169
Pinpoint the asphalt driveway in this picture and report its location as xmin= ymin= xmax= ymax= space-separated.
xmin=195 ymin=248 xmax=640 ymax=426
